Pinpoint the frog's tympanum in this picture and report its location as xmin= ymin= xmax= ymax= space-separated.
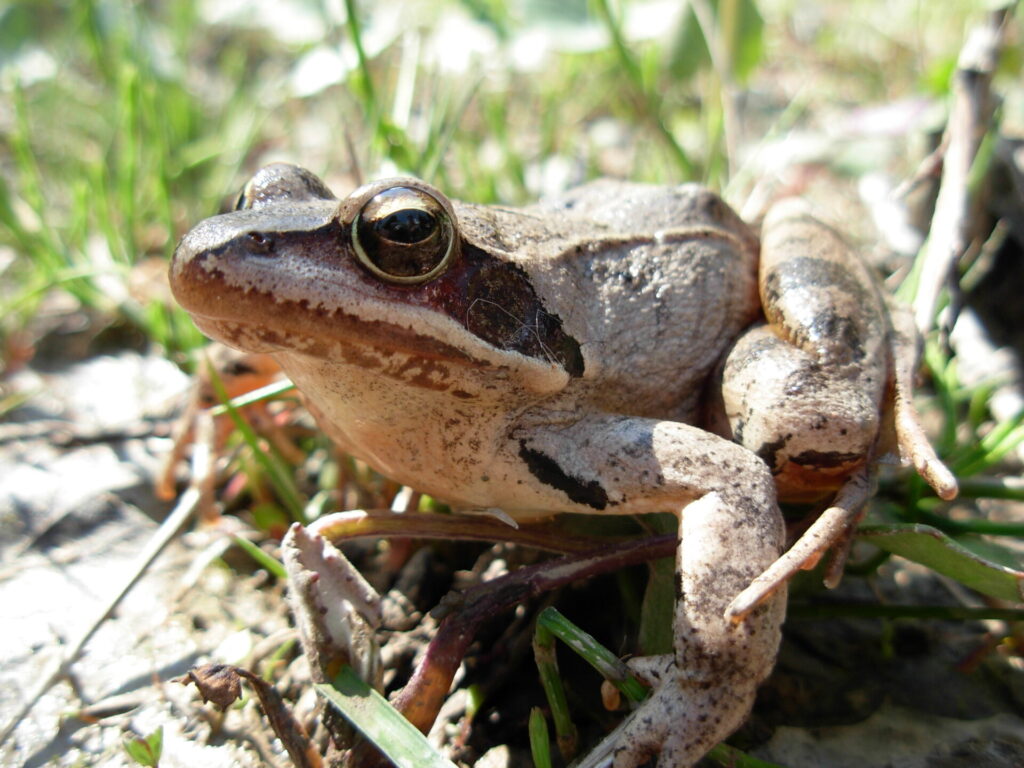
xmin=171 ymin=164 xmax=956 ymax=767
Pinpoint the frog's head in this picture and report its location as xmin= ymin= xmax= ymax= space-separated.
xmin=170 ymin=164 xmax=584 ymax=397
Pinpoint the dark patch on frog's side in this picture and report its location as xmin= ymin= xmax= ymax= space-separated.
xmin=789 ymin=449 xmax=864 ymax=469
xmin=756 ymin=434 xmax=862 ymax=474
xmin=795 ymin=308 xmax=866 ymax=362
xmin=423 ymin=242 xmax=585 ymax=377
xmin=518 ymin=440 xmax=610 ymax=510
xmin=756 ymin=435 xmax=793 ymax=471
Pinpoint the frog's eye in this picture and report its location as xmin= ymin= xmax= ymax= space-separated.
xmin=352 ymin=187 xmax=455 ymax=284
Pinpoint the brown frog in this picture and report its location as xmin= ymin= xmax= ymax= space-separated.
xmin=170 ymin=164 xmax=955 ymax=767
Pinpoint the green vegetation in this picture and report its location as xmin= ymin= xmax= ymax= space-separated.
xmin=0 ymin=0 xmax=993 ymax=360
xmin=2 ymin=0 xmax=1021 ymax=766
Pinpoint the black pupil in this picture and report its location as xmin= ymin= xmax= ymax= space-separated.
xmin=376 ymin=209 xmax=435 ymax=244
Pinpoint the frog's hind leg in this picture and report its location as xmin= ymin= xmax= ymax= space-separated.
xmin=724 ymin=319 xmax=959 ymax=622
xmin=723 ymin=312 xmax=959 ymax=622
xmin=717 ymin=200 xmax=892 ymax=620
xmin=719 ymin=199 xmax=958 ymax=621
xmin=718 ymin=198 xmax=892 ymax=500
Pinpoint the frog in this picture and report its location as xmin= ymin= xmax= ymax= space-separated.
xmin=170 ymin=163 xmax=957 ymax=767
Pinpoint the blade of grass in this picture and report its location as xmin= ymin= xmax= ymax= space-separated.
xmin=533 ymin=619 xmax=578 ymax=761
xmin=591 ymin=0 xmax=695 ymax=177
xmin=207 ymin=364 xmax=308 ymax=524
xmin=209 ymin=379 xmax=297 ymax=414
xmin=231 ymin=534 xmax=287 ymax=579
xmin=342 ymin=0 xmax=380 ymax=151
xmin=859 ymin=522 xmax=1024 ymax=602
xmin=954 ymin=475 xmax=1024 ymax=503
xmin=536 ymin=607 xmax=648 ymax=704
xmin=951 ymin=407 xmax=1024 ymax=477
xmin=788 ymin=602 xmax=1024 ymax=622
xmin=529 ymin=707 xmax=553 ymax=768
xmin=317 ymin=668 xmax=458 ymax=768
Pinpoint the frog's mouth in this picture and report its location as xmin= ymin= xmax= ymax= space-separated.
xmin=176 ymin=266 xmax=572 ymax=399
xmin=186 ymin=302 xmax=490 ymax=371
xmin=172 ymin=253 xmax=496 ymax=379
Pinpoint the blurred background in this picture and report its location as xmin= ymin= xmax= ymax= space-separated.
xmin=0 ymin=0 xmax=1009 ymax=364
xmin=2 ymin=2 xmax=1023 ymax=767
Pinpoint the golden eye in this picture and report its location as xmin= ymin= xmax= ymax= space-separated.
xmin=352 ymin=187 xmax=455 ymax=284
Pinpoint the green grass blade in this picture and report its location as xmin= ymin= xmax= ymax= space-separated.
xmin=591 ymin=0 xmax=695 ymax=177
xmin=209 ymin=379 xmax=297 ymax=414
xmin=533 ymin=620 xmax=578 ymax=761
xmin=231 ymin=534 xmax=287 ymax=580
xmin=342 ymin=0 xmax=380 ymax=148
xmin=859 ymin=523 xmax=1024 ymax=602
xmin=529 ymin=707 xmax=553 ymax=768
xmin=536 ymin=607 xmax=648 ymax=703
xmin=317 ymin=668 xmax=458 ymax=768
xmin=208 ymin=366 xmax=308 ymax=524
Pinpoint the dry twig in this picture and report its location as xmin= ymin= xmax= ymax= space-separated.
xmin=912 ymin=7 xmax=1012 ymax=330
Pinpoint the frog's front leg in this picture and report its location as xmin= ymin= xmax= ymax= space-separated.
xmin=514 ymin=415 xmax=786 ymax=767
xmin=609 ymin=490 xmax=785 ymax=768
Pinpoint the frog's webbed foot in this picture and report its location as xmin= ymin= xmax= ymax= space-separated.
xmin=609 ymin=655 xmax=757 ymax=768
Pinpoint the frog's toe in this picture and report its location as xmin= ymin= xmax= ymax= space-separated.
xmin=624 ymin=653 xmax=674 ymax=686
xmin=609 ymin=690 xmax=672 ymax=768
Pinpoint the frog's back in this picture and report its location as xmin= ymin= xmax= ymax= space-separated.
xmin=531 ymin=182 xmax=762 ymax=422
xmin=540 ymin=181 xmax=748 ymax=238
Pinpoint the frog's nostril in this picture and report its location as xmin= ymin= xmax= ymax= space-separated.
xmin=245 ymin=231 xmax=275 ymax=255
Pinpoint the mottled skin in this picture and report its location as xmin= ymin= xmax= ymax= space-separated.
xmin=170 ymin=165 xmax=954 ymax=767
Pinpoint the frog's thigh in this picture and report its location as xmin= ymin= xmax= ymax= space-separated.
xmin=758 ymin=198 xmax=888 ymax=371
xmin=719 ymin=324 xmax=879 ymax=500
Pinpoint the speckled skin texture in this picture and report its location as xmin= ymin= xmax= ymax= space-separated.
xmin=171 ymin=165 xmax=914 ymax=767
